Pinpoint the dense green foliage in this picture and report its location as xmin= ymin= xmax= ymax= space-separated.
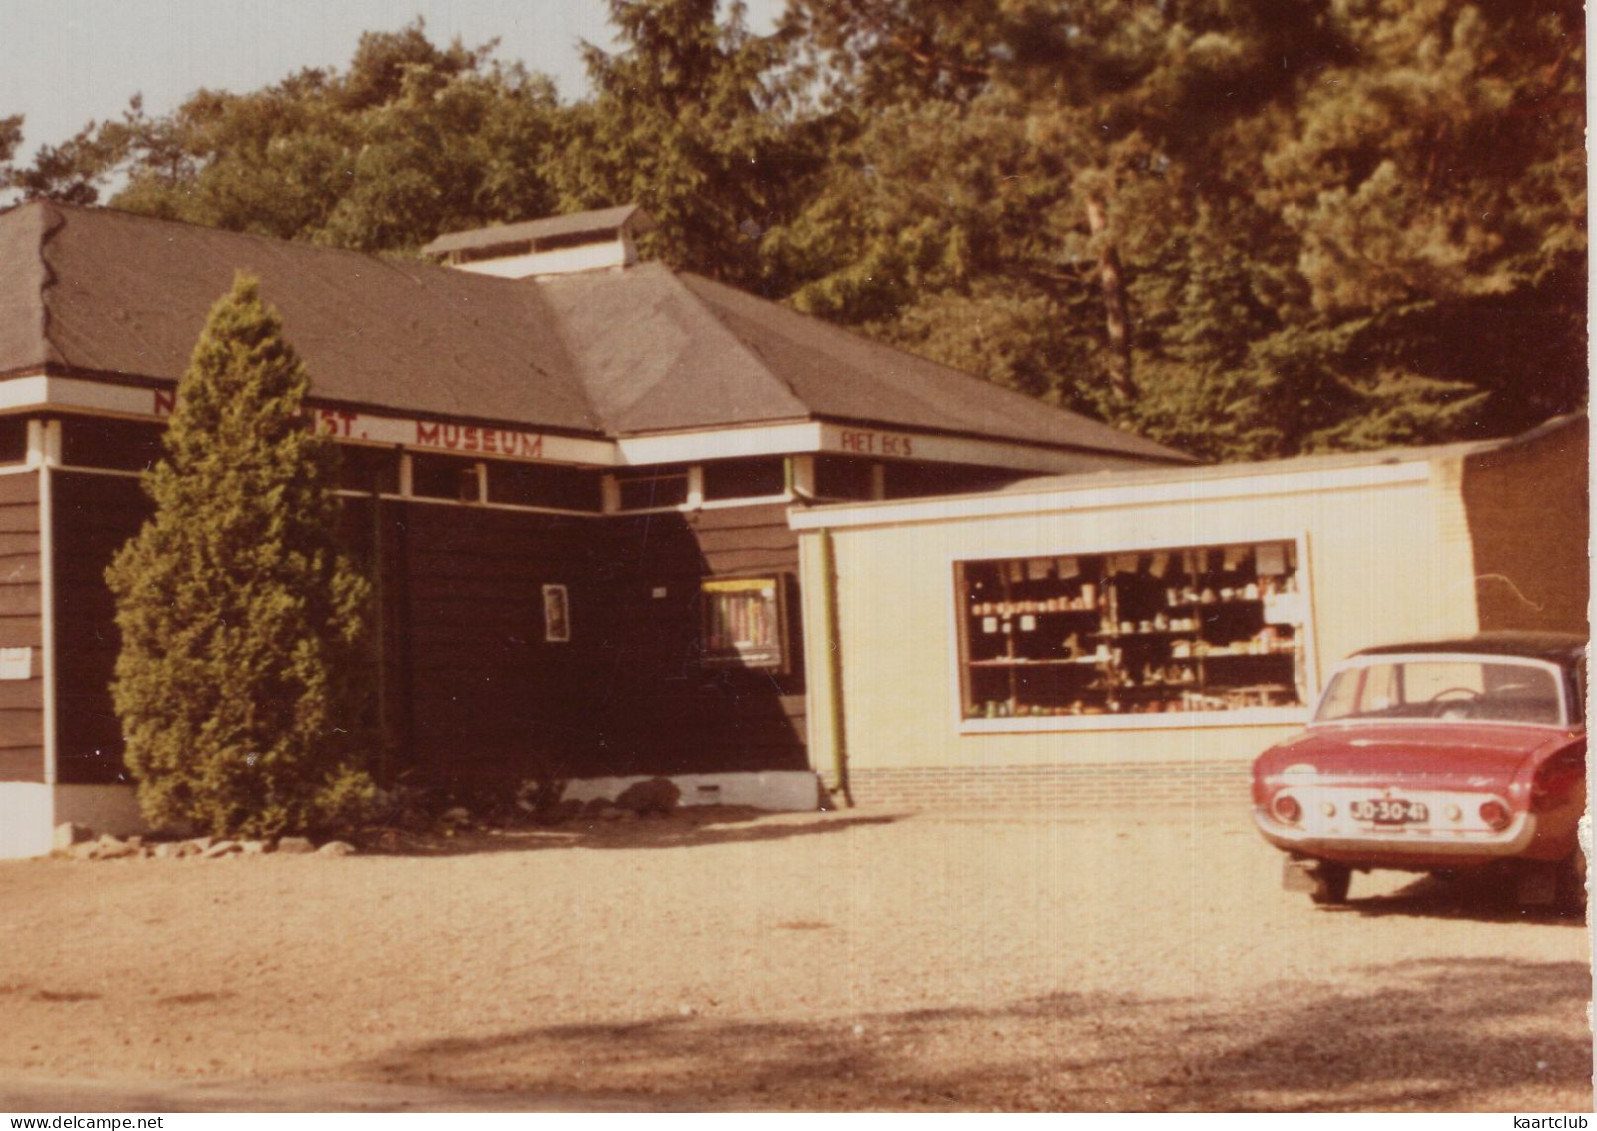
xmin=3 ymin=1 xmax=1584 ymax=458
xmin=105 ymin=275 xmax=375 ymax=838
xmin=556 ymin=0 xmax=824 ymax=284
xmin=772 ymin=0 xmax=1584 ymax=456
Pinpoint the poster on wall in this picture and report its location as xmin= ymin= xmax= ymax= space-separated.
xmin=542 ymin=584 xmax=570 ymax=643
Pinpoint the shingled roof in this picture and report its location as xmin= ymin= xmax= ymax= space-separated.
xmin=0 ymin=201 xmax=1190 ymax=463
xmin=0 ymin=201 xmax=600 ymax=434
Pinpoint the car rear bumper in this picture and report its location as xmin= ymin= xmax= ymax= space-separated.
xmin=1254 ymin=797 xmax=1539 ymax=863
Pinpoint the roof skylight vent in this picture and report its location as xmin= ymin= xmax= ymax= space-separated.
xmin=421 ymin=204 xmax=653 ymax=279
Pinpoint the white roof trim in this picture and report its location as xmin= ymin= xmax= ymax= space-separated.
xmin=788 ymin=458 xmax=1436 ymax=531
xmin=0 ymin=374 xmax=619 ymax=467
xmin=0 ymin=373 xmax=1171 ymax=475
xmin=615 ymin=419 xmax=1172 ymax=473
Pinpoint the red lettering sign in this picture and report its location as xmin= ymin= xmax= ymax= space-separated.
xmin=143 ymin=400 xmax=551 ymax=462
xmin=839 ymin=429 xmax=912 ymax=458
xmin=317 ymin=409 xmax=357 ymax=437
xmin=413 ymin=420 xmax=543 ymax=460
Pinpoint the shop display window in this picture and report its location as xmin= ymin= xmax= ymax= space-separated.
xmin=701 ymin=577 xmax=785 ymax=669
xmin=956 ymin=540 xmax=1308 ymax=721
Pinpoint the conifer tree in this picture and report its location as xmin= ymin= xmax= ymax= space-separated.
xmin=554 ymin=0 xmax=817 ymax=286
xmin=106 ymin=274 xmax=375 ymax=838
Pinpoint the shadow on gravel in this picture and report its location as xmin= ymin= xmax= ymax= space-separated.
xmin=363 ymin=809 xmax=905 ymax=857
xmin=339 ymin=958 xmax=1591 ymax=1112
xmin=1156 ymin=958 xmax=1592 ymax=1112
xmin=1331 ymin=871 xmax=1587 ymax=926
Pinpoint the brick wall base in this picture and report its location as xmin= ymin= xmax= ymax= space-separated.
xmin=842 ymin=761 xmax=1253 ymax=810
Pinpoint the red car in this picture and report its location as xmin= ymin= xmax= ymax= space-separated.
xmin=1253 ymin=633 xmax=1587 ymax=908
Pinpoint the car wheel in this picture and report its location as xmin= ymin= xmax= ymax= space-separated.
xmin=1308 ymin=863 xmax=1352 ymax=905
xmin=1555 ymin=845 xmax=1587 ymax=913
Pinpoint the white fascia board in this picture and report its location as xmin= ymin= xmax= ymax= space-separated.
xmin=616 ymin=422 xmax=825 ymax=466
xmin=615 ymin=419 xmax=1154 ymax=472
xmin=0 ymin=375 xmax=116 ymax=414
xmin=788 ymin=459 xmax=1434 ymax=531
xmin=0 ymin=374 xmax=619 ymax=467
xmin=2 ymin=373 xmax=1177 ymax=477
xmin=814 ymin=421 xmax=1162 ymax=474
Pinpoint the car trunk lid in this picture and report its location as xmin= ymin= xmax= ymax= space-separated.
xmin=1257 ymin=723 xmax=1572 ymax=790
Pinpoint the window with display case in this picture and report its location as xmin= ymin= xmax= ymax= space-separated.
xmin=701 ymin=577 xmax=786 ymax=670
xmin=956 ymin=540 xmax=1309 ymax=722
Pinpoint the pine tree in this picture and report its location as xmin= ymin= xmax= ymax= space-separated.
xmin=106 ymin=274 xmax=376 ymax=838
xmin=554 ymin=0 xmax=819 ymax=285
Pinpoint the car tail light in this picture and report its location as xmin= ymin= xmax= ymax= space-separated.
xmin=1272 ymin=794 xmax=1302 ymax=823
xmin=1479 ymin=800 xmax=1511 ymax=831
xmin=1531 ymin=751 xmax=1584 ymax=812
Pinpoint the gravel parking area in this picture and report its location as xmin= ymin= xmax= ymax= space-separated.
xmin=0 ymin=806 xmax=1589 ymax=1112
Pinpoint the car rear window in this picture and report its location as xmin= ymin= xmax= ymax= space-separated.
xmin=1315 ymin=658 xmax=1564 ymax=726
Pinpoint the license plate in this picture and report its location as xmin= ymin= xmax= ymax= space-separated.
xmin=1351 ymin=798 xmax=1429 ymax=825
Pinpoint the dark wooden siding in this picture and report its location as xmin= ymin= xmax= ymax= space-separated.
xmin=53 ymin=485 xmax=616 ymax=788
xmin=52 ymin=472 xmax=147 ymax=784
xmin=1463 ymin=420 xmax=1589 ymax=636
xmin=371 ymin=499 xmax=609 ymax=783
xmin=582 ymin=503 xmax=808 ymax=777
xmin=48 ymin=476 xmax=812 ymax=789
xmin=0 ymin=471 xmax=44 ymax=781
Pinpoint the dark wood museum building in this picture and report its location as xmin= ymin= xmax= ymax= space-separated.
xmin=0 ymin=200 xmax=1187 ymax=853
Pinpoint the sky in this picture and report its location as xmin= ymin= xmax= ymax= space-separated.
xmin=0 ymin=0 xmax=783 ymax=158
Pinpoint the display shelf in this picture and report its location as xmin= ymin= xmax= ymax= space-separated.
xmin=956 ymin=541 xmax=1307 ymax=721
xmin=1089 ymin=629 xmax=1200 ymax=639
xmin=968 ymin=657 xmax=1103 ymax=667
xmin=1200 ymin=649 xmax=1297 ymax=659
xmin=966 ymin=607 xmax=1101 ymax=617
